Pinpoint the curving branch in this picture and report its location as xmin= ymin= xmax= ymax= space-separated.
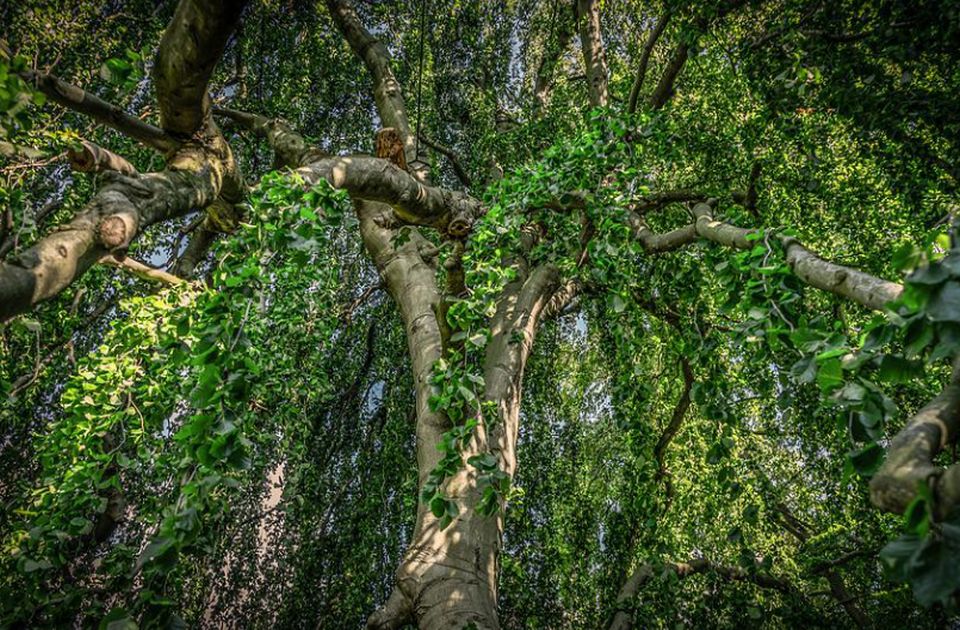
xmin=647 ymin=2 xmax=747 ymax=110
xmin=870 ymin=361 xmax=960 ymax=517
xmin=297 ymin=156 xmax=483 ymax=236
xmin=417 ymin=132 xmax=472 ymax=188
xmin=690 ymin=201 xmax=903 ymax=311
xmin=628 ymin=213 xmax=699 ymax=253
xmin=0 ymin=169 xmax=220 ymax=321
xmin=21 ymin=70 xmax=177 ymax=153
xmin=213 ymin=106 xmax=329 ymax=168
xmin=609 ymin=557 xmax=795 ymax=630
xmin=217 ymin=106 xmax=483 ymax=236
xmin=652 ymin=357 xmax=694 ymax=500
xmin=627 ymin=11 xmax=672 ymax=114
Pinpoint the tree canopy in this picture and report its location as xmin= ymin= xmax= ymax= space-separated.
xmin=1 ymin=0 xmax=959 ymax=628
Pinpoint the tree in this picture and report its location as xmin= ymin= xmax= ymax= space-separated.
xmin=1 ymin=0 xmax=959 ymax=628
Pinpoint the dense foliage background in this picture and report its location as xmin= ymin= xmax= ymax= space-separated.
xmin=1 ymin=0 xmax=959 ymax=627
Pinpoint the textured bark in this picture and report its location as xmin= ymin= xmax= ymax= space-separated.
xmin=22 ymin=70 xmax=176 ymax=153
xmin=577 ymin=0 xmax=610 ymax=108
xmin=376 ymin=128 xmax=408 ymax=171
xmin=296 ymin=156 xmax=483 ymax=236
xmin=870 ymin=363 xmax=960 ymax=517
xmin=360 ymin=184 xmax=559 ymax=627
xmin=689 ymin=202 xmax=903 ymax=311
xmin=0 ymin=169 xmax=218 ymax=320
xmin=1 ymin=0 xmax=243 ymax=318
xmin=67 ymin=140 xmax=138 ymax=175
xmin=153 ymin=0 xmax=248 ymax=138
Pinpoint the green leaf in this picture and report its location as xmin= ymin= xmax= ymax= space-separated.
xmin=430 ymin=495 xmax=447 ymax=518
xmin=99 ymin=608 xmax=138 ymax=630
xmin=815 ymin=358 xmax=843 ymax=393
xmin=877 ymin=355 xmax=923 ymax=384
xmin=611 ymin=294 xmax=626 ymax=313
xmin=925 ymin=282 xmax=960 ymax=322
xmin=848 ymin=442 xmax=883 ymax=476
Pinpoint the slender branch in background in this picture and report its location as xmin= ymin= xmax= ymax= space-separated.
xmin=627 ymin=11 xmax=672 ymax=114
xmin=773 ymin=501 xmax=873 ymax=628
xmin=98 ymin=253 xmax=185 ymax=285
xmin=164 ymin=213 xmax=207 ymax=269
xmin=631 ymin=189 xmax=704 ymax=213
xmin=342 ymin=283 xmax=384 ymax=325
xmin=649 ymin=42 xmax=689 ymax=109
xmin=652 ymin=357 xmax=694 ymax=502
xmin=417 ymin=132 xmax=472 ymax=188
xmin=731 ymin=162 xmax=761 ymax=217
xmin=533 ymin=0 xmax=575 ymax=110
xmin=170 ymin=225 xmax=220 ymax=280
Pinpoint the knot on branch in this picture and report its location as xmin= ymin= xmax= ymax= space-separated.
xmin=442 ymin=192 xmax=484 ymax=238
xmin=98 ymin=212 xmax=138 ymax=251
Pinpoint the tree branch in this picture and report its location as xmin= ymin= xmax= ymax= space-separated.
xmin=153 ymin=0 xmax=248 ymax=138
xmin=297 ymin=156 xmax=484 ymax=237
xmin=628 ymin=11 xmax=672 ymax=114
xmin=652 ymin=357 xmax=694 ymax=500
xmin=212 ymin=106 xmax=329 ymax=168
xmin=690 ymin=201 xmax=903 ymax=311
xmin=0 ymin=169 xmax=220 ymax=321
xmin=870 ymin=360 xmax=960 ymax=517
xmin=649 ymin=42 xmax=689 ymax=110
xmin=21 ymin=70 xmax=176 ymax=153
xmin=417 ymin=132 xmax=472 ymax=188
xmin=533 ymin=1 xmax=576 ymax=110
xmin=67 ymin=139 xmax=138 ymax=175
xmin=609 ymin=558 xmax=795 ymax=630
xmin=324 ymin=0 xmax=422 ymax=179
xmin=99 ymin=253 xmax=184 ymax=285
